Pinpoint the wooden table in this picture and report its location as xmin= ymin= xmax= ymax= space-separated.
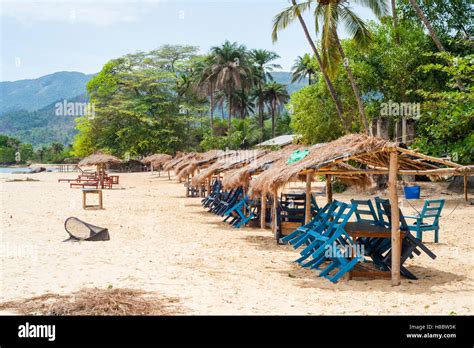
xmin=82 ymin=189 xmax=103 ymax=210
xmin=344 ymin=221 xmax=404 ymax=279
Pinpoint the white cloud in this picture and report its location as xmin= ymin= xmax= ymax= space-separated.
xmin=0 ymin=0 xmax=163 ymax=26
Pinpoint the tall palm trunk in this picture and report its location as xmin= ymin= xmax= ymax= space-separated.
xmin=258 ymin=83 xmax=264 ymax=142
xmin=391 ymin=0 xmax=400 ymax=44
xmin=271 ymin=99 xmax=276 ymax=138
xmin=227 ymin=93 xmax=232 ymax=131
xmin=407 ymin=0 xmax=464 ymax=90
xmin=209 ymin=83 xmax=215 ymax=135
xmin=308 ymin=72 xmax=312 ymax=85
xmin=291 ymin=0 xmax=350 ymax=133
xmin=407 ymin=0 xmax=445 ymax=52
xmin=335 ymin=34 xmax=371 ymax=135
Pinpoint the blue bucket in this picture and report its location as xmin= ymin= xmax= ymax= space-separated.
xmin=404 ymin=185 xmax=420 ymax=199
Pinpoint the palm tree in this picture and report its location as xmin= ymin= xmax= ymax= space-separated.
xmin=406 ymin=0 xmax=464 ymax=90
xmin=233 ymin=89 xmax=255 ymax=119
xmin=50 ymin=142 xmax=64 ymax=154
xmin=263 ymin=82 xmax=290 ymax=138
xmin=312 ymin=0 xmax=388 ymax=135
xmin=407 ymin=0 xmax=445 ymax=52
xmin=195 ymin=55 xmax=218 ymax=134
xmin=249 ymin=49 xmax=281 ymax=142
xmin=291 ymin=54 xmax=317 ymax=85
xmin=37 ymin=146 xmax=47 ymax=163
xmin=273 ymin=0 xmax=350 ymax=132
xmin=210 ymin=41 xmax=251 ymax=132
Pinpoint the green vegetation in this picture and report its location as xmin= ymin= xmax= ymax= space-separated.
xmin=72 ymin=44 xmax=293 ymax=157
xmin=0 ymin=134 xmax=72 ymax=164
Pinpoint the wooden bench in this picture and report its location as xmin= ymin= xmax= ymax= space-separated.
xmin=82 ymin=189 xmax=103 ymax=210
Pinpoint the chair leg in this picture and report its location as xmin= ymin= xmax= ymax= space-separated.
xmin=434 ymin=229 xmax=439 ymax=243
xmin=416 ymin=230 xmax=422 ymax=242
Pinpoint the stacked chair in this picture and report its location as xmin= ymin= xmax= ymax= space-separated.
xmin=350 ymin=198 xmax=438 ymax=280
xmin=282 ymin=197 xmax=440 ymax=282
xmin=282 ymin=200 xmax=362 ymax=283
xmin=223 ymin=195 xmax=258 ymax=228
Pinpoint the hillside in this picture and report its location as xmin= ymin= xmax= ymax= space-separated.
xmin=0 ymin=71 xmax=93 ymax=114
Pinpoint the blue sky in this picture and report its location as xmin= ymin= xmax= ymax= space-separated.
xmin=1 ymin=0 xmax=377 ymax=81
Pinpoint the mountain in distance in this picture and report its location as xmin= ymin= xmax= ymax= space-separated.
xmin=0 ymin=71 xmax=94 ymax=115
xmin=271 ymin=71 xmax=308 ymax=94
xmin=0 ymin=71 xmax=306 ymax=147
xmin=0 ymin=94 xmax=89 ymax=147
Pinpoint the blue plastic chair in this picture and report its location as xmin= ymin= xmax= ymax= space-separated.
xmin=223 ymin=195 xmax=256 ymax=228
xmin=405 ymin=199 xmax=445 ymax=242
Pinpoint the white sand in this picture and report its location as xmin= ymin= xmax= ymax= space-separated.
xmin=0 ymin=171 xmax=473 ymax=315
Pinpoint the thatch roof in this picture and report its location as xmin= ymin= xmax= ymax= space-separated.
xmin=191 ymin=150 xmax=267 ymax=186
xmin=163 ymin=152 xmax=199 ymax=171
xmin=221 ymin=145 xmax=305 ymax=190
xmin=175 ymin=150 xmax=225 ymax=180
xmin=142 ymin=153 xmax=173 ymax=164
xmin=142 ymin=154 xmax=172 ymax=166
xmin=249 ymin=133 xmax=464 ymax=196
xmin=78 ymin=152 xmax=122 ymax=167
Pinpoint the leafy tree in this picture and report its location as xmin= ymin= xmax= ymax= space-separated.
xmin=413 ymin=52 xmax=474 ymax=163
xmin=289 ymin=83 xmax=345 ymax=144
xmin=73 ymin=46 xmax=200 ymax=157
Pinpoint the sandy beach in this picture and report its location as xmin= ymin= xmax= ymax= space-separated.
xmin=0 ymin=171 xmax=473 ymax=315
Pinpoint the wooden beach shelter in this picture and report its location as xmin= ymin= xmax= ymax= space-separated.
xmin=222 ymin=145 xmax=308 ymax=229
xmin=249 ymin=134 xmax=473 ymax=286
xmin=78 ymin=152 xmax=122 ymax=189
xmin=142 ymin=154 xmax=172 ymax=175
xmin=163 ymin=152 xmax=201 ymax=180
xmin=191 ymin=150 xmax=268 ymax=197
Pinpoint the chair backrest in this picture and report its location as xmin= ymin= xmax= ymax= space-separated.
xmin=380 ymin=201 xmax=409 ymax=232
xmin=420 ymin=199 xmax=445 ymax=224
xmin=374 ymin=197 xmax=390 ymax=227
xmin=351 ymin=199 xmax=379 ymax=225
xmin=322 ymin=201 xmax=354 ymax=236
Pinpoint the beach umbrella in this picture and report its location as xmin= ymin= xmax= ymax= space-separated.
xmin=78 ymin=152 xmax=122 ymax=188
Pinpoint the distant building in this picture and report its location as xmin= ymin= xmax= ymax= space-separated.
xmin=256 ymin=134 xmax=300 ymax=148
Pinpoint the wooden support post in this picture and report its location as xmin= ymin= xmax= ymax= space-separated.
xmin=271 ymin=189 xmax=278 ymax=242
xmin=207 ymin=178 xmax=212 ymax=197
xmin=326 ymin=175 xmax=333 ymax=204
xmin=389 ymin=150 xmax=401 ymax=286
xmin=186 ymin=174 xmax=190 ymax=197
xmin=305 ymin=172 xmax=312 ymax=223
xmin=260 ymin=191 xmax=267 ymax=229
xmin=464 ymin=175 xmax=468 ymax=202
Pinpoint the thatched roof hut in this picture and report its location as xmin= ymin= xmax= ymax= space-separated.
xmin=163 ymin=152 xmax=199 ymax=171
xmin=191 ymin=150 xmax=267 ymax=186
xmin=78 ymin=152 xmax=122 ymax=167
xmin=249 ymin=133 xmax=466 ymax=197
xmin=142 ymin=154 xmax=172 ymax=167
xmin=175 ymin=150 xmax=225 ymax=181
xmin=221 ymin=145 xmax=305 ymax=190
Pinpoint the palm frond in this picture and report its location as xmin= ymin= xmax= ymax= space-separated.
xmin=351 ymin=0 xmax=389 ymax=19
xmin=340 ymin=5 xmax=372 ymax=48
